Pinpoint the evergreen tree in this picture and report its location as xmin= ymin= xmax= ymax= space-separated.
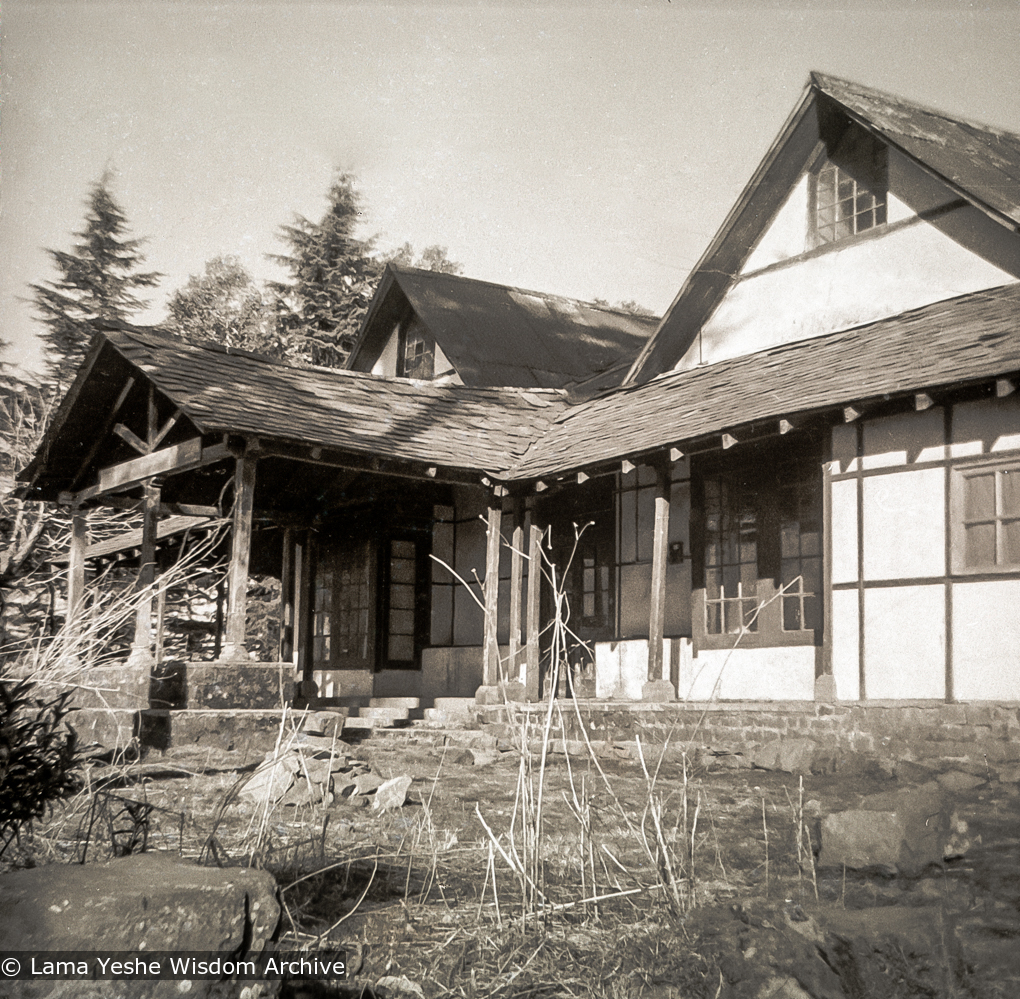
xmin=29 ymin=174 xmax=162 ymax=387
xmin=267 ymin=172 xmax=382 ymax=368
xmin=165 ymin=255 xmax=281 ymax=357
xmin=381 ymin=242 xmax=463 ymax=275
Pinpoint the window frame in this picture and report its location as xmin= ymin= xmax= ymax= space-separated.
xmin=950 ymin=456 xmax=1020 ymax=575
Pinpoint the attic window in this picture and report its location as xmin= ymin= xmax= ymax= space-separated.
xmin=813 ymin=161 xmax=887 ymax=244
xmin=400 ymin=321 xmax=435 ymax=379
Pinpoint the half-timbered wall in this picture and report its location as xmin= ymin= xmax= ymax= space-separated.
xmin=828 ymin=393 xmax=1020 ymax=702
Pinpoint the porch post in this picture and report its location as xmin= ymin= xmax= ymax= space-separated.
xmin=644 ymin=463 xmax=676 ymax=701
xmin=66 ymin=506 xmax=88 ymax=638
xmin=476 ymin=500 xmax=503 ymax=704
xmin=220 ymin=449 xmax=257 ymax=662
xmin=126 ymin=480 xmax=160 ymax=667
xmin=279 ymin=527 xmax=295 ymax=663
xmin=504 ymin=496 xmax=526 ymax=701
xmin=525 ymin=518 xmax=543 ymax=702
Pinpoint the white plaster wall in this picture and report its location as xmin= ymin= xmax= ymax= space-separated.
xmin=313 ymin=668 xmax=373 ymax=699
xmin=862 ymin=468 xmax=945 ymax=580
xmin=952 ymin=580 xmax=1020 ymax=700
xmin=370 ymin=324 xmax=400 ymax=376
xmin=951 ymin=396 xmax=1020 ymax=458
xmin=831 ymin=424 xmax=858 ymax=475
xmin=594 ymin=638 xmax=691 ymax=699
xmin=862 ymin=409 xmax=946 ymax=468
xmin=679 ymin=646 xmax=815 ymax=701
xmin=863 ymin=585 xmax=945 ymax=699
xmin=678 ymin=219 xmax=1015 ymax=371
xmin=830 ymin=477 xmax=858 ymax=584
xmin=831 ymin=589 xmax=860 ymax=701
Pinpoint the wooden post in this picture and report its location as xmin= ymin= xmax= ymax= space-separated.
xmin=644 ymin=463 xmax=676 ymax=701
xmin=66 ymin=507 xmax=88 ymax=638
xmin=279 ymin=527 xmax=295 ymax=663
xmin=220 ymin=450 xmax=257 ymax=662
xmin=126 ymin=480 xmax=160 ymax=667
xmin=293 ymin=531 xmax=310 ymax=673
xmin=525 ymin=519 xmax=543 ymax=702
xmin=508 ymin=498 xmax=525 ymax=679
xmin=477 ymin=502 xmax=502 ymax=701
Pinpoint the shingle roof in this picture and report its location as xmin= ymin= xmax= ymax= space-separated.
xmin=509 ymin=283 xmax=1020 ymax=479
xmin=353 ymin=265 xmax=658 ymax=388
xmin=106 ymin=328 xmax=567 ymax=475
xmin=813 ymin=73 xmax=1020 ymax=227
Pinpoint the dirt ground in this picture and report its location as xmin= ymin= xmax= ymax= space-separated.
xmin=24 ymin=739 xmax=1020 ymax=998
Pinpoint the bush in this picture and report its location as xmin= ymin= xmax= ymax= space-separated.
xmin=0 ymin=676 xmax=82 ymax=857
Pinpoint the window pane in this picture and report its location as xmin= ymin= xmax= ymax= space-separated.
xmin=780 ymin=523 xmax=800 ymax=558
xmin=637 ymin=464 xmax=657 ymax=487
xmin=801 ymin=530 xmax=820 ymax=557
xmin=389 ymin=608 xmax=415 ymax=635
xmin=1001 ymin=469 xmax=1020 ymax=517
xmin=431 ymin=585 xmax=453 ymax=646
xmin=390 ymin=558 xmax=415 ymax=584
xmin=390 ymin=584 xmax=415 ymax=609
xmin=620 ymin=487 xmax=636 ymax=564
xmin=706 ymin=568 xmax=721 ymax=599
xmin=803 ymin=595 xmax=821 ymax=631
xmin=1003 ymin=519 xmax=1020 ymax=566
xmin=802 ymin=557 xmax=822 ymax=594
xmin=392 ymin=539 xmax=415 ymax=559
xmin=706 ymin=602 xmax=722 ymax=635
xmin=965 ymin=473 xmax=996 ymax=520
xmin=783 ymin=596 xmax=801 ymax=632
xmin=965 ymin=522 xmax=996 ymax=567
xmin=705 ymin=541 xmax=719 ymax=567
xmin=636 ymin=487 xmax=656 ymax=562
xmin=432 ymin=522 xmax=454 ymax=580
xmin=389 ymin=635 xmax=414 ymax=661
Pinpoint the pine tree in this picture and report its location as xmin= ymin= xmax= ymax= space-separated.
xmin=267 ymin=173 xmax=382 ymax=368
xmin=165 ymin=255 xmax=281 ymax=357
xmin=29 ymin=174 xmax=162 ymax=387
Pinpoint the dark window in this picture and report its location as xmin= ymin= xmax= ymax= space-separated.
xmin=952 ymin=461 xmax=1020 ymax=572
xmin=778 ymin=479 xmax=822 ymax=632
xmin=703 ymin=477 xmax=759 ymax=635
xmin=814 ymin=162 xmax=886 ymax=243
xmin=400 ymin=320 xmax=435 ymax=379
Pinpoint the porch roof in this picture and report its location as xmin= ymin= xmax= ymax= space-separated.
xmin=508 ymin=282 xmax=1020 ymax=478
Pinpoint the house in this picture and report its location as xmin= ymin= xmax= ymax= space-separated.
xmin=19 ymin=73 xmax=1020 ymax=735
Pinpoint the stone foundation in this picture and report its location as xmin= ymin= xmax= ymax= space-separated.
xmin=489 ymin=700 xmax=1020 ymax=772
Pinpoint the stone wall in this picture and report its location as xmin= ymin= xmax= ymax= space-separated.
xmin=496 ymin=699 xmax=1020 ymax=772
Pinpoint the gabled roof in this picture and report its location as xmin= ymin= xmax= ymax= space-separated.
xmin=21 ymin=327 xmax=568 ymax=497
xmin=624 ymin=72 xmax=1020 ymax=386
xmin=348 ymin=264 xmax=658 ymax=389
xmin=510 ymin=283 xmax=1020 ymax=479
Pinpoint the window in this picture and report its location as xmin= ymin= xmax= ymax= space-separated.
xmin=952 ymin=460 xmax=1020 ymax=572
xmin=814 ymin=162 xmax=886 ymax=244
xmin=400 ymin=320 xmax=435 ymax=379
xmin=695 ymin=450 xmax=822 ymax=647
xmin=312 ymin=562 xmax=332 ymax=664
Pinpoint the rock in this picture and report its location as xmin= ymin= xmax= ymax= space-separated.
xmin=375 ymin=975 xmax=425 ymax=998
xmin=894 ymin=759 xmax=938 ymax=783
xmin=936 ymin=770 xmax=985 ymax=792
xmin=372 ymin=775 xmax=412 ymax=812
xmin=239 ymin=756 xmax=297 ymax=804
xmin=353 ymin=773 xmax=385 ymax=795
xmin=448 ymin=749 xmax=475 ymax=765
xmin=466 ymin=748 xmax=502 ymax=767
xmin=279 ymin=778 xmax=329 ymax=807
xmin=818 ymin=782 xmax=958 ymax=874
xmin=297 ymin=756 xmax=335 ymax=786
xmin=995 ymin=762 xmax=1020 ymax=784
xmin=0 ymin=853 xmax=280 ymax=998
xmin=756 ymin=977 xmax=814 ymax=998
xmin=711 ymin=752 xmax=751 ymax=770
xmin=752 ymin=738 xmax=817 ymax=774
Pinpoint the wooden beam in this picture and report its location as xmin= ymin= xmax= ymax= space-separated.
xmin=292 ymin=533 xmax=310 ymax=671
xmin=535 ymin=481 xmax=548 ymax=493
xmin=219 ymin=451 xmax=257 ymax=661
xmin=721 ymin=433 xmax=738 ymax=449
xmin=69 ymin=376 xmax=136 ymax=490
xmin=915 ymin=392 xmax=934 ymax=411
xmin=669 ymin=447 xmax=684 ymax=461
xmin=126 ymin=481 xmax=160 ymax=667
xmin=621 ymin=459 xmax=636 ymax=475
xmin=843 ymin=405 xmax=862 ymax=423
xmin=113 ymin=423 xmax=152 ymax=455
xmin=525 ymin=520 xmax=542 ymax=700
xmin=779 ymin=419 xmax=794 ymax=435
xmin=508 ymin=499 xmax=525 ymax=680
xmin=647 ymin=465 xmax=670 ymax=684
xmin=576 ymin=471 xmax=589 ymax=484
xmin=482 ymin=503 xmax=502 ymax=687
xmin=996 ymin=378 xmax=1016 ymax=398
xmin=66 ymin=508 xmax=88 ymax=637
xmin=150 ymin=408 xmax=182 ymax=450
xmin=71 ymin=438 xmax=232 ymax=505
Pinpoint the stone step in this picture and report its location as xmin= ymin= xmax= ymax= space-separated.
xmin=432 ymin=697 xmax=477 ymax=711
xmin=369 ymin=697 xmax=421 ymax=709
xmin=357 ymin=706 xmax=411 ymax=722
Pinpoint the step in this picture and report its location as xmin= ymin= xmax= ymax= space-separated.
xmin=340 ymin=716 xmax=378 ymax=731
xmin=432 ymin=697 xmax=477 ymax=711
xmin=369 ymin=697 xmax=421 ymax=709
xmin=422 ymin=708 xmax=479 ymax=725
xmin=357 ymin=706 xmax=411 ymax=722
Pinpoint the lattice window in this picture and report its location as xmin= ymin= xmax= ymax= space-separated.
xmin=778 ymin=479 xmax=822 ymax=632
xmin=814 ymin=162 xmax=886 ymax=244
xmin=703 ymin=477 xmax=759 ymax=635
xmin=953 ymin=461 xmax=1020 ymax=571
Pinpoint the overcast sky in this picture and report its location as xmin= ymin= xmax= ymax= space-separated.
xmin=2 ymin=0 xmax=1019 ymax=380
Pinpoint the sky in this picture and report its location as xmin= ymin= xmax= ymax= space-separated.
xmin=2 ymin=0 xmax=1019 ymax=380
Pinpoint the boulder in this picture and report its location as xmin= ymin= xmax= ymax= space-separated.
xmin=818 ymin=782 xmax=961 ymax=874
xmin=0 ymin=853 xmax=280 ymax=998
xmin=239 ymin=755 xmax=296 ymax=804
xmin=752 ymin=739 xmax=817 ymax=774
xmin=372 ymin=775 xmax=412 ymax=812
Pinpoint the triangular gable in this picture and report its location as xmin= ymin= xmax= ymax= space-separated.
xmin=625 ymin=73 xmax=1020 ymax=384
xmin=348 ymin=265 xmax=658 ymax=388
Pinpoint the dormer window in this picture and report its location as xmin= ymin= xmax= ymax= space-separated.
xmin=811 ymin=128 xmax=887 ymax=246
xmin=400 ymin=319 xmax=435 ymax=379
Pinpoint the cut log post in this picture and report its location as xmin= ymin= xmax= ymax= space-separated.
xmin=503 ymin=498 xmax=526 ymax=701
xmin=476 ymin=502 xmax=503 ymax=703
xmin=126 ymin=481 xmax=160 ymax=667
xmin=66 ymin=507 xmax=88 ymax=638
xmin=644 ymin=464 xmax=676 ymax=701
xmin=279 ymin=527 xmax=295 ymax=662
xmin=219 ymin=451 xmax=257 ymax=662
xmin=525 ymin=520 xmax=543 ymax=701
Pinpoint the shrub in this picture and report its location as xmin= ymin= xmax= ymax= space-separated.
xmin=0 ymin=676 xmax=82 ymax=857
